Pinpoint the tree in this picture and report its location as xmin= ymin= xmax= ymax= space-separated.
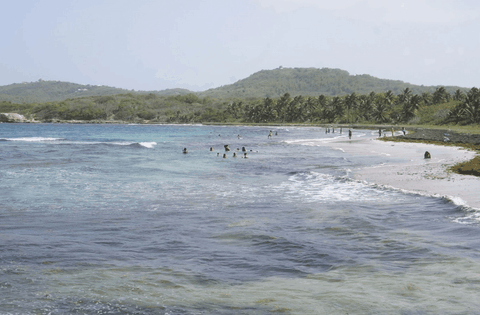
xmin=453 ymin=89 xmax=465 ymax=101
xmin=330 ymin=96 xmax=344 ymax=122
xmin=372 ymin=102 xmax=388 ymax=123
xmin=421 ymin=92 xmax=432 ymax=106
xmin=344 ymin=92 xmax=357 ymax=123
xmin=432 ymin=86 xmax=450 ymax=104
xmin=446 ymin=87 xmax=480 ymax=124
xmin=402 ymin=94 xmax=421 ymax=121
xmin=276 ymin=93 xmax=291 ymax=122
xmin=398 ymin=87 xmax=412 ymax=104
xmin=384 ymin=90 xmax=395 ymax=106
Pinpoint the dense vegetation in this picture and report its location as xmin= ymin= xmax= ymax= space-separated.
xmin=1 ymin=86 xmax=479 ymax=126
xmin=1 ymin=68 xmax=469 ymax=103
xmin=0 ymin=79 xmax=191 ymax=104
xmin=198 ymin=67 xmax=468 ymax=99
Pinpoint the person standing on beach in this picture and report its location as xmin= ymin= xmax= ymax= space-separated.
xmin=348 ymin=129 xmax=352 ymax=139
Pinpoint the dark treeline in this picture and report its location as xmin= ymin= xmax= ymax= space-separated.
xmin=1 ymin=87 xmax=479 ymax=126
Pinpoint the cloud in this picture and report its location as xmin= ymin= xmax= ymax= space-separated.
xmin=424 ymin=58 xmax=436 ymax=66
xmin=255 ymin=0 xmax=480 ymax=25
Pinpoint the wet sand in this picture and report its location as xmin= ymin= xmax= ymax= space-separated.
xmin=320 ymin=134 xmax=480 ymax=210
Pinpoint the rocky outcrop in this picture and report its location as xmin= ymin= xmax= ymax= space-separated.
xmin=0 ymin=113 xmax=31 ymax=123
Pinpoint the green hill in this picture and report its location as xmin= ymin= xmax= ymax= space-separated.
xmin=199 ymin=67 xmax=468 ymax=99
xmin=0 ymin=79 xmax=192 ymax=103
xmin=0 ymin=68 xmax=470 ymax=103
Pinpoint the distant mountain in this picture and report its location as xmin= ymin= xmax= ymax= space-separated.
xmin=0 ymin=79 xmax=192 ymax=103
xmin=0 ymin=68 xmax=469 ymax=104
xmin=198 ymin=67 xmax=468 ymax=99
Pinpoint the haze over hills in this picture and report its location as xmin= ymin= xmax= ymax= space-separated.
xmin=0 ymin=80 xmax=191 ymax=104
xmin=0 ymin=68 xmax=470 ymax=103
xmin=198 ymin=67 xmax=469 ymax=99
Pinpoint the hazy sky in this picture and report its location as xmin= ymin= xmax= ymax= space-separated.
xmin=2 ymin=0 xmax=479 ymax=91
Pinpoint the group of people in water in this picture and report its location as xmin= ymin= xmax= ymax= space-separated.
xmin=207 ymin=145 xmax=250 ymax=158
xmin=183 ymin=126 xmax=431 ymax=159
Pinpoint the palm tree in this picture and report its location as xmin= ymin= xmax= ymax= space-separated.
xmin=433 ymin=86 xmax=451 ymax=104
xmin=421 ymin=92 xmax=432 ymax=106
xmin=344 ymin=92 xmax=357 ymax=123
xmin=453 ymin=89 xmax=465 ymax=101
xmin=402 ymin=94 xmax=421 ymax=121
xmin=398 ymin=88 xmax=412 ymax=104
xmin=373 ymin=102 xmax=388 ymax=123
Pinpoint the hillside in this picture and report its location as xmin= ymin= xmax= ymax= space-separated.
xmin=0 ymin=68 xmax=470 ymax=103
xmin=199 ymin=67 xmax=468 ymax=99
xmin=0 ymin=80 xmax=192 ymax=103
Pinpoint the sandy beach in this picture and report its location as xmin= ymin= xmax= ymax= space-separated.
xmin=313 ymin=133 xmax=480 ymax=211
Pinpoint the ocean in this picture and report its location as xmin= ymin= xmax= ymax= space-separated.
xmin=1 ymin=123 xmax=479 ymax=314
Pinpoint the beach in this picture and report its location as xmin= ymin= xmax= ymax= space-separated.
xmin=317 ymin=132 xmax=480 ymax=211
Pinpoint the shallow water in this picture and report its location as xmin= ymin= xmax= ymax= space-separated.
xmin=1 ymin=123 xmax=479 ymax=314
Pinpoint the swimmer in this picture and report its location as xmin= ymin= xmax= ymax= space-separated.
xmin=268 ymin=130 xmax=273 ymax=139
xmin=209 ymin=147 xmax=213 ymax=151
xmin=182 ymin=148 xmax=188 ymax=154
xmin=424 ymin=151 xmax=431 ymax=159
xmin=223 ymin=153 xmax=227 ymax=158
xmin=233 ymin=152 xmax=237 ymax=157
xmin=242 ymin=146 xmax=246 ymax=152
xmin=348 ymin=129 xmax=352 ymax=139
xmin=243 ymin=152 xmax=248 ymax=158
xmin=224 ymin=144 xmax=230 ymax=152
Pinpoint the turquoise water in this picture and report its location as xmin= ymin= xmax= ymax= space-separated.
xmin=1 ymin=123 xmax=479 ymax=314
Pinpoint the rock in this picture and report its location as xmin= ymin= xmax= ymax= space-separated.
xmin=0 ymin=113 xmax=28 ymax=123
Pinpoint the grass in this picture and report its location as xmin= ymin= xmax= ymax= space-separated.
xmin=449 ymin=156 xmax=480 ymax=177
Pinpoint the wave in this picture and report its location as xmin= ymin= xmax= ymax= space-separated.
xmin=1 ymin=137 xmax=65 ymax=142
xmin=0 ymin=137 xmax=157 ymax=148
xmin=83 ymin=141 xmax=157 ymax=148
xmin=284 ymin=171 xmax=479 ymax=224
xmin=133 ymin=142 xmax=157 ymax=149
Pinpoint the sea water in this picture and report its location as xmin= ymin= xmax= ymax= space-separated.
xmin=1 ymin=123 xmax=479 ymax=314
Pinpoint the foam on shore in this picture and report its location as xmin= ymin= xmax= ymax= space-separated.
xmin=294 ymin=134 xmax=480 ymax=211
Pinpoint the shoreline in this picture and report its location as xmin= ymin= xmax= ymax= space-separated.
xmin=318 ymin=135 xmax=480 ymax=211
xmin=3 ymin=120 xmax=479 ymax=209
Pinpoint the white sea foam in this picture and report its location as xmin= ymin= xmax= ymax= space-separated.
xmin=3 ymin=137 xmax=64 ymax=142
xmin=138 ymin=142 xmax=157 ymax=148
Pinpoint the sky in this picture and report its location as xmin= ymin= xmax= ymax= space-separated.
xmin=2 ymin=0 xmax=480 ymax=91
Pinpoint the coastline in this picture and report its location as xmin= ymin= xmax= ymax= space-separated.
xmin=3 ymin=119 xmax=479 ymax=209
xmin=318 ymin=134 xmax=480 ymax=211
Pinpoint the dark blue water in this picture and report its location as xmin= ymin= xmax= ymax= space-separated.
xmin=1 ymin=123 xmax=479 ymax=314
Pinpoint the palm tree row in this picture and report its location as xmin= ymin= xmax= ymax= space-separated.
xmin=224 ymin=86 xmax=466 ymax=124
